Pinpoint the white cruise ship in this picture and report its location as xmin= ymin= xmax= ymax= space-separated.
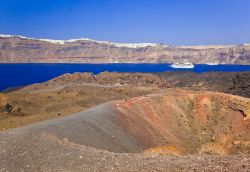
xmin=169 ymin=62 xmax=194 ymax=69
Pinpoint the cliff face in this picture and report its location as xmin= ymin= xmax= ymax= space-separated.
xmin=0 ymin=35 xmax=250 ymax=64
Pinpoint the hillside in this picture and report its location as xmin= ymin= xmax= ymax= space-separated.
xmin=0 ymin=34 xmax=250 ymax=64
xmin=1 ymin=90 xmax=250 ymax=171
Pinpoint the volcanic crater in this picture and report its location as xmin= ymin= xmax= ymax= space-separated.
xmin=1 ymin=90 xmax=250 ymax=158
xmin=114 ymin=90 xmax=250 ymax=155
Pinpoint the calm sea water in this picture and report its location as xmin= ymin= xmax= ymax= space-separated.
xmin=1 ymin=63 xmax=250 ymax=91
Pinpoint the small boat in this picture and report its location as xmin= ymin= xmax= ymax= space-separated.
xmin=169 ymin=62 xmax=194 ymax=69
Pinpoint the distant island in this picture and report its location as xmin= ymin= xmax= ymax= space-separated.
xmin=0 ymin=34 xmax=249 ymax=64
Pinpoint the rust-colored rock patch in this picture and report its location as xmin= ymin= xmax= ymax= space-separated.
xmin=115 ymin=90 xmax=250 ymax=155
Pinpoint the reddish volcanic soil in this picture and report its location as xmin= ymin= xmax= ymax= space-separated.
xmin=115 ymin=90 xmax=250 ymax=155
xmin=1 ymin=90 xmax=250 ymax=171
xmin=0 ymin=72 xmax=167 ymax=130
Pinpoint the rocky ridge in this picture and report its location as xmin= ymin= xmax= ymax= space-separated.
xmin=0 ymin=34 xmax=250 ymax=64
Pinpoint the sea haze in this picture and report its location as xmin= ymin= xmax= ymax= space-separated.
xmin=1 ymin=63 xmax=250 ymax=91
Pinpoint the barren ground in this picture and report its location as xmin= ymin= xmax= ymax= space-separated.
xmin=0 ymin=72 xmax=250 ymax=171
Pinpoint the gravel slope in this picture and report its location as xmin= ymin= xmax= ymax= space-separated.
xmin=1 ymin=91 xmax=250 ymax=171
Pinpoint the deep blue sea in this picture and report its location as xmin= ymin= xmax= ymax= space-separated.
xmin=1 ymin=63 xmax=250 ymax=91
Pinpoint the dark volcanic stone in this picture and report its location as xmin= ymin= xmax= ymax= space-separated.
xmin=229 ymin=73 xmax=250 ymax=98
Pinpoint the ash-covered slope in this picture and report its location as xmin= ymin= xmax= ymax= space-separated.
xmin=0 ymin=34 xmax=250 ymax=64
xmin=1 ymin=90 xmax=250 ymax=171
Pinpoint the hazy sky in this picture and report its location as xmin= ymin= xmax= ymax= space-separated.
xmin=1 ymin=0 xmax=250 ymax=45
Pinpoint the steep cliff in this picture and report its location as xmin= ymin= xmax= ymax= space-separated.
xmin=0 ymin=34 xmax=250 ymax=64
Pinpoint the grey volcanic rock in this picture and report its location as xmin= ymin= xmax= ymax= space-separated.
xmin=0 ymin=35 xmax=250 ymax=64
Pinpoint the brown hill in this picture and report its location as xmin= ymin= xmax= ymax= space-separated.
xmin=1 ymin=71 xmax=250 ymax=131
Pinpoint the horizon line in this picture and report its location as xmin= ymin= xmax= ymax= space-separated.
xmin=1 ymin=33 xmax=249 ymax=48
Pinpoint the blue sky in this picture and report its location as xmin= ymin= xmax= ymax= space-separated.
xmin=0 ymin=0 xmax=250 ymax=45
